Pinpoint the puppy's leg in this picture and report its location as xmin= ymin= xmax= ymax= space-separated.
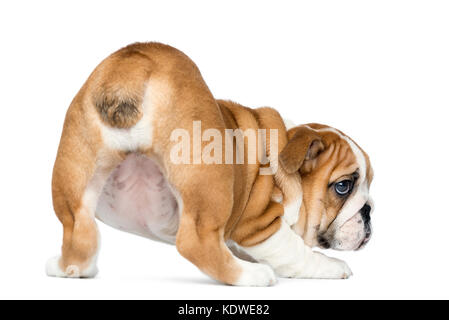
xmin=172 ymin=167 xmax=276 ymax=286
xmin=240 ymin=220 xmax=353 ymax=279
xmin=46 ymin=116 xmax=119 ymax=278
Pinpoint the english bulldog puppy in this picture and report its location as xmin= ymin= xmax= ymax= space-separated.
xmin=46 ymin=42 xmax=374 ymax=286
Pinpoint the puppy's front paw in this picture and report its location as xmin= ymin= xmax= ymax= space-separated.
xmin=234 ymin=261 xmax=277 ymax=286
xmin=46 ymin=256 xmax=98 ymax=278
xmin=339 ymin=260 xmax=353 ymax=279
xmin=276 ymin=252 xmax=352 ymax=279
xmin=315 ymin=254 xmax=353 ymax=279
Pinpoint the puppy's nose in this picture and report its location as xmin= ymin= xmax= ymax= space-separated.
xmin=361 ymin=204 xmax=371 ymax=223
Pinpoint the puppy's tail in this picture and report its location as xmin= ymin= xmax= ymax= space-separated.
xmin=92 ymin=43 xmax=154 ymax=128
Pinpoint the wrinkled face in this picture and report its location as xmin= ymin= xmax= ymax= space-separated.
xmin=280 ymin=123 xmax=374 ymax=251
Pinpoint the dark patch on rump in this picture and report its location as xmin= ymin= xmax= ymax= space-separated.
xmin=95 ymin=92 xmax=142 ymax=129
xmin=92 ymin=43 xmax=157 ymax=128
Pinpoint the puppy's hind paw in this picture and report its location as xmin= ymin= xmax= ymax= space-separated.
xmin=46 ymin=256 xmax=67 ymax=278
xmin=46 ymin=255 xmax=98 ymax=278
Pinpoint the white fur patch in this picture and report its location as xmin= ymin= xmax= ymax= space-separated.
xmin=240 ymin=220 xmax=352 ymax=279
xmin=99 ymin=83 xmax=155 ymax=151
xmin=233 ymin=260 xmax=277 ymax=286
xmin=332 ymin=212 xmax=366 ymax=250
xmin=282 ymin=118 xmax=296 ymax=130
xmin=46 ymin=255 xmax=98 ymax=278
xmin=283 ymin=195 xmax=302 ymax=226
xmin=46 ymin=256 xmax=66 ymax=277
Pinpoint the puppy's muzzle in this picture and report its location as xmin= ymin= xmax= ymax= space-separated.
xmin=357 ymin=203 xmax=372 ymax=250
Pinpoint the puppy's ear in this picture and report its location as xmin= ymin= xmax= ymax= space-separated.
xmin=279 ymin=126 xmax=324 ymax=174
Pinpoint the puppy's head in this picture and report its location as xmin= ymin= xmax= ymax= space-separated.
xmin=280 ymin=123 xmax=374 ymax=251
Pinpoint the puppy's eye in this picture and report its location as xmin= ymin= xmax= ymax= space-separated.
xmin=334 ymin=180 xmax=353 ymax=196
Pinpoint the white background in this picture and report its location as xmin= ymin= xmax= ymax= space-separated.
xmin=1 ymin=0 xmax=448 ymax=299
